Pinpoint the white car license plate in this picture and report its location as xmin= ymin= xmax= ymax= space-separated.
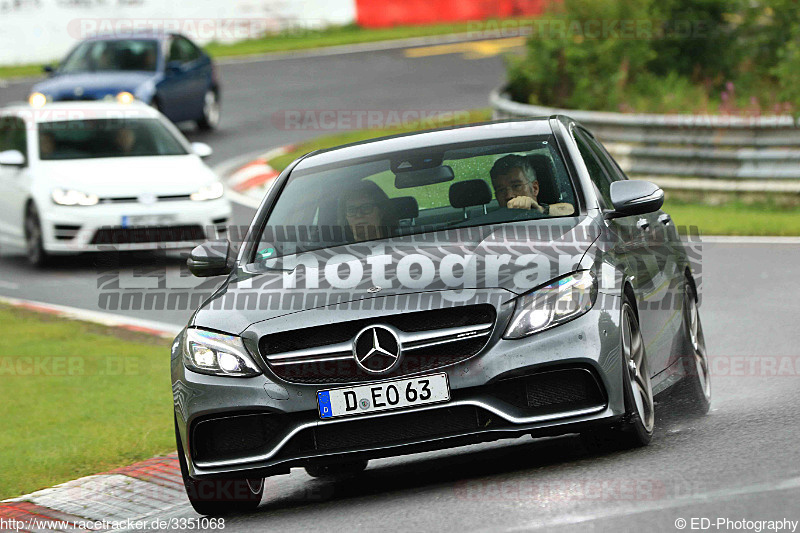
xmin=317 ymin=373 xmax=450 ymax=419
xmin=121 ymin=214 xmax=177 ymax=228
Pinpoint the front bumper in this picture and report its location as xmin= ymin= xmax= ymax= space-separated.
xmin=39 ymin=197 xmax=231 ymax=253
xmin=172 ymin=300 xmax=625 ymax=480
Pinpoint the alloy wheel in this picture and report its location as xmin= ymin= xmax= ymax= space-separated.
xmin=622 ymin=305 xmax=654 ymax=433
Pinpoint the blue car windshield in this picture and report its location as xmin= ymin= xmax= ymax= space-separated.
xmin=38 ymin=118 xmax=188 ymax=160
xmin=60 ymin=39 xmax=159 ymax=73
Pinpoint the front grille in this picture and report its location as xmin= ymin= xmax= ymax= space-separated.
xmin=261 ymin=305 xmax=496 ymax=385
xmin=192 ymin=406 xmax=492 ymax=464
xmin=98 ymin=194 xmax=193 ymax=204
xmin=488 ymin=367 xmax=606 ymax=416
xmin=281 ymin=406 xmax=487 ymax=455
xmin=90 ymin=225 xmax=205 ymax=245
xmin=314 ymin=406 xmax=483 ymax=451
xmin=58 ymin=95 xmax=99 ymax=101
xmin=192 ymin=413 xmax=288 ymax=462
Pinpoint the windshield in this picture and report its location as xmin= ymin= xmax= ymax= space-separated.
xmin=38 ymin=118 xmax=188 ymax=160
xmin=255 ymin=136 xmax=577 ymax=260
xmin=60 ymin=39 xmax=159 ymax=73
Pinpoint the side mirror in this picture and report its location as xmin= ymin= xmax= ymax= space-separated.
xmin=165 ymin=60 xmax=183 ymax=75
xmin=605 ymin=180 xmax=664 ymax=219
xmin=0 ymin=150 xmax=26 ymax=167
xmin=187 ymin=239 xmax=234 ymax=277
xmin=43 ymin=65 xmax=54 ymax=75
xmin=191 ymin=142 xmax=213 ymax=158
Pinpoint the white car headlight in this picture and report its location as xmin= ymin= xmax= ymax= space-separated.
xmin=183 ymin=329 xmax=261 ymax=377
xmin=190 ymin=182 xmax=224 ymax=201
xmin=51 ymin=188 xmax=99 ymax=206
xmin=504 ymin=270 xmax=598 ymax=339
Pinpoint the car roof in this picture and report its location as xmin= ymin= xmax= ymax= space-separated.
xmin=83 ymin=32 xmax=174 ymax=42
xmin=0 ymin=101 xmax=161 ymax=122
xmin=295 ymin=117 xmax=564 ymax=170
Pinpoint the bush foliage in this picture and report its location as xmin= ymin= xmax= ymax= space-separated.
xmin=506 ymin=0 xmax=800 ymax=114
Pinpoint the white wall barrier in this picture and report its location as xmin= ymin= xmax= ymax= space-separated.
xmin=0 ymin=0 xmax=357 ymax=65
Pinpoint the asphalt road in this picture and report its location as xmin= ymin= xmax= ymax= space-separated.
xmin=3 ymin=41 xmax=800 ymax=532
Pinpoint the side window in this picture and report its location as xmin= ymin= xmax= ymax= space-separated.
xmin=0 ymin=117 xmax=11 ymax=152
xmin=168 ymin=36 xmax=200 ymax=64
xmin=12 ymin=118 xmax=27 ymax=157
xmin=583 ymin=132 xmax=628 ymax=182
xmin=0 ymin=117 xmax=26 ymax=158
xmin=574 ymin=130 xmax=613 ymax=208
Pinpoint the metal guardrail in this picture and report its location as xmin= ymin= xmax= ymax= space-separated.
xmin=490 ymin=88 xmax=800 ymax=191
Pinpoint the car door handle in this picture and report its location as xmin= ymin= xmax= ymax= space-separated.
xmin=636 ymin=218 xmax=650 ymax=231
xmin=658 ymin=214 xmax=671 ymax=226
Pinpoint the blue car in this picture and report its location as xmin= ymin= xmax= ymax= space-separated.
xmin=30 ymin=33 xmax=221 ymax=130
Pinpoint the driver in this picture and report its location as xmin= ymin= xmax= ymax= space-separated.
xmin=342 ymin=181 xmax=396 ymax=242
xmin=114 ymin=127 xmax=137 ymax=155
xmin=489 ymin=155 xmax=574 ymax=216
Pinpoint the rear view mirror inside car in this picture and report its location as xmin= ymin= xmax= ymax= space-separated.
xmin=394 ymin=164 xmax=454 ymax=189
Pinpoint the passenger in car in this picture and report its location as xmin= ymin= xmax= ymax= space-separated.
xmin=341 ymin=180 xmax=397 ymax=242
xmin=489 ymin=155 xmax=575 ymax=216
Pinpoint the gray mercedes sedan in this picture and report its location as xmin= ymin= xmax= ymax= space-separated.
xmin=172 ymin=116 xmax=711 ymax=515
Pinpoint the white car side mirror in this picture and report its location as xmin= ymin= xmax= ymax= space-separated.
xmin=191 ymin=142 xmax=213 ymax=159
xmin=0 ymin=150 xmax=25 ymax=167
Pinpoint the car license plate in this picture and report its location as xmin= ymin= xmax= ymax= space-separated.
xmin=121 ymin=214 xmax=177 ymax=228
xmin=317 ymin=373 xmax=450 ymax=419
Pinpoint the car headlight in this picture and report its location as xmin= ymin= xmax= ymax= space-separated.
xmin=51 ymin=188 xmax=99 ymax=206
xmin=116 ymin=91 xmax=135 ymax=104
xmin=184 ymin=329 xmax=261 ymax=377
xmin=29 ymin=92 xmax=49 ymax=107
xmin=190 ymin=182 xmax=224 ymax=201
xmin=504 ymin=270 xmax=598 ymax=339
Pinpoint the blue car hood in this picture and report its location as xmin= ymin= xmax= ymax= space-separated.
xmin=33 ymin=71 xmax=155 ymax=99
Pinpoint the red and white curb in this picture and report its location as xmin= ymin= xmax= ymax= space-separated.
xmin=0 ymin=454 xmax=186 ymax=532
xmin=0 ymin=297 xmax=185 ymax=531
xmin=0 ymin=296 xmax=181 ymax=339
xmin=222 ymin=145 xmax=294 ymax=209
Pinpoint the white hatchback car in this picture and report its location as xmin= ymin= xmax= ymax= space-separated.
xmin=0 ymin=101 xmax=231 ymax=265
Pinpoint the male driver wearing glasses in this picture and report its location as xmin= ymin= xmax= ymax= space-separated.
xmin=490 ymin=155 xmax=574 ymax=216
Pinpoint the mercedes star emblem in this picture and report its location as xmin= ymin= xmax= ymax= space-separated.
xmin=353 ymin=325 xmax=402 ymax=374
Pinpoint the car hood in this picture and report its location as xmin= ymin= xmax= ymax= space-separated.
xmin=33 ymin=71 xmax=155 ymax=99
xmin=191 ymin=215 xmax=603 ymax=335
xmin=37 ymin=155 xmax=218 ymax=197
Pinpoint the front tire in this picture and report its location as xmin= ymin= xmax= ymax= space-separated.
xmin=175 ymin=420 xmax=263 ymax=516
xmin=24 ymin=205 xmax=50 ymax=267
xmin=582 ymin=298 xmax=654 ymax=450
xmin=673 ymin=281 xmax=711 ymax=414
xmin=197 ymin=89 xmax=220 ymax=130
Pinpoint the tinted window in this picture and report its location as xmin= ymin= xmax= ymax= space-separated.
xmin=0 ymin=116 xmax=27 ymax=158
xmin=256 ymin=137 xmax=578 ymax=259
xmin=168 ymin=36 xmax=201 ymax=64
xmin=574 ymin=130 xmax=613 ymax=208
xmin=38 ymin=118 xmax=187 ymax=160
xmin=60 ymin=39 xmax=159 ymax=73
xmin=580 ymin=130 xmax=627 ymax=182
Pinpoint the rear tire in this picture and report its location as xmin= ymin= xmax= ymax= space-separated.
xmin=175 ymin=420 xmax=263 ymax=516
xmin=582 ymin=297 xmax=654 ymax=450
xmin=673 ymin=281 xmax=711 ymax=414
xmin=24 ymin=205 xmax=50 ymax=267
xmin=305 ymin=459 xmax=368 ymax=479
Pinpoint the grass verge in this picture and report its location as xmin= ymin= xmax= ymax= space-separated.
xmin=0 ymin=20 xmax=509 ymax=81
xmin=265 ymin=108 xmax=800 ymax=236
xmin=663 ymin=200 xmax=800 ymax=237
xmin=0 ymin=305 xmax=174 ymax=500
